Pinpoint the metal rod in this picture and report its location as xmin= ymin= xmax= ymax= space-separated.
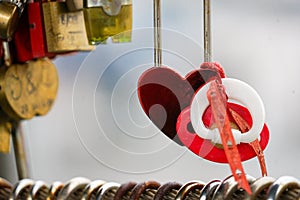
xmin=204 ymin=0 xmax=212 ymax=62
xmin=2 ymin=41 xmax=12 ymax=66
xmin=11 ymin=122 xmax=30 ymax=180
xmin=154 ymin=0 xmax=162 ymax=66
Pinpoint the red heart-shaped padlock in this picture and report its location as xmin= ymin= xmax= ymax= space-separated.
xmin=176 ymin=102 xmax=270 ymax=163
xmin=138 ymin=63 xmax=225 ymax=144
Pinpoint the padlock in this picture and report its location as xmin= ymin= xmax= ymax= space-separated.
xmin=176 ymin=103 xmax=270 ymax=163
xmin=0 ymin=58 xmax=59 ymax=120
xmin=0 ymin=66 xmax=12 ymax=153
xmin=83 ymin=0 xmax=132 ymax=44
xmin=0 ymin=0 xmax=27 ymax=40
xmin=0 ymin=115 xmax=12 ymax=153
xmin=42 ymin=1 xmax=94 ymax=52
xmin=9 ymin=1 xmax=56 ymax=63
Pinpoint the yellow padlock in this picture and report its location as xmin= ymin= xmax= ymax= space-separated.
xmin=42 ymin=1 xmax=94 ymax=52
xmin=0 ymin=2 xmax=20 ymax=40
xmin=0 ymin=118 xmax=12 ymax=153
xmin=83 ymin=0 xmax=132 ymax=44
xmin=0 ymin=58 xmax=59 ymax=120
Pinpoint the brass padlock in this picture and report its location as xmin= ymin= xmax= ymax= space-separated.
xmin=0 ymin=2 xmax=19 ymax=40
xmin=42 ymin=1 xmax=94 ymax=52
xmin=83 ymin=0 xmax=132 ymax=44
xmin=0 ymin=58 xmax=59 ymax=120
xmin=0 ymin=0 xmax=26 ymax=40
xmin=0 ymin=116 xmax=12 ymax=153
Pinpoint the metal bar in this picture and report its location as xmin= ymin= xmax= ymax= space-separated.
xmin=2 ymin=41 xmax=12 ymax=66
xmin=154 ymin=0 xmax=162 ymax=66
xmin=11 ymin=122 xmax=30 ymax=180
xmin=203 ymin=0 xmax=212 ymax=62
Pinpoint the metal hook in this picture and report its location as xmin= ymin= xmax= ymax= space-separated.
xmin=199 ymin=180 xmax=220 ymax=200
xmin=244 ymin=176 xmax=275 ymax=200
xmin=154 ymin=182 xmax=182 ymax=200
xmin=96 ymin=182 xmax=120 ymax=200
xmin=81 ymin=180 xmax=106 ymax=200
xmin=212 ymin=174 xmax=255 ymax=200
xmin=129 ymin=181 xmax=160 ymax=200
xmin=48 ymin=181 xmax=64 ymax=200
xmin=0 ymin=177 xmax=13 ymax=199
xmin=57 ymin=177 xmax=91 ymax=200
xmin=175 ymin=181 xmax=205 ymax=200
xmin=29 ymin=180 xmax=49 ymax=200
xmin=154 ymin=0 xmax=162 ymax=66
xmin=11 ymin=179 xmax=35 ymax=200
xmin=114 ymin=182 xmax=137 ymax=200
xmin=267 ymin=176 xmax=300 ymax=200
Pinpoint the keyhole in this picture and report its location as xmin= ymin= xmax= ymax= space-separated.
xmin=187 ymin=122 xmax=195 ymax=133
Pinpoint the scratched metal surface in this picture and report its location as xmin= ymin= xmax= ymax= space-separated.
xmin=1 ymin=0 xmax=300 ymax=184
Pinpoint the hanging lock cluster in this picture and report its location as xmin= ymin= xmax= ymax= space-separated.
xmin=138 ymin=62 xmax=270 ymax=192
xmin=0 ymin=0 xmax=133 ymax=153
xmin=0 ymin=56 xmax=59 ymax=153
xmin=0 ymin=0 xmax=132 ymax=45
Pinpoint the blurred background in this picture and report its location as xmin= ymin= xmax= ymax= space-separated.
xmin=1 ymin=0 xmax=300 ymax=184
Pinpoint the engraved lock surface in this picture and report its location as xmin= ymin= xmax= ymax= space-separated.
xmin=83 ymin=0 xmax=132 ymax=44
xmin=0 ymin=2 xmax=20 ymax=40
xmin=0 ymin=58 xmax=59 ymax=120
xmin=42 ymin=1 xmax=94 ymax=52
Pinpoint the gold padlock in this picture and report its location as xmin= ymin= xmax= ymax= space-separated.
xmin=0 ymin=116 xmax=12 ymax=153
xmin=0 ymin=58 xmax=59 ymax=120
xmin=0 ymin=2 xmax=20 ymax=40
xmin=42 ymin=1 xmax=94 ymax=52
xmin=83 ymin=0 xmax=132 ymax=44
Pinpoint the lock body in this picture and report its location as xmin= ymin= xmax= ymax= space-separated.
xmin=0 ymin=58 xmax=59 ymax=120
xmin=42 ymin=1 xmax=94 ymax=52
xmin=10 ymin=2 xmax=53 ymax=63
xmin=0 ymin=2 xmax=20 ymax=40
xmin=0 ymin=120 xmax=12 ymax=153
xmin=83 ymin=0 xmax=132 ymax=44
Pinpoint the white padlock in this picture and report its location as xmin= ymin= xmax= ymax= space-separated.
xmin=190 ymin=78 xmax=265 ymax=144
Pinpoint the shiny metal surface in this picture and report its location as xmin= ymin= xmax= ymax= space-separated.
xmin=57 ymin=177 xmax=91 ymax=200
xmin=212 ymin=174 xmax=255 ymax=200
xmin=267 ymin=176 xmax=300 ymax=200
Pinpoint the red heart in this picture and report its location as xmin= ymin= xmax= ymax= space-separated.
xmin=137 ymin=63 xmax=224 ymax=144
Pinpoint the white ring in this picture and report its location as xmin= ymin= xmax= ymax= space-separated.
xmin=190 ymin=78 xmax=265 ymax=144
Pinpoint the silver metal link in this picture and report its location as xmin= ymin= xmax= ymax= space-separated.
xmin=1 ymin=176 xmax=300 ymax=199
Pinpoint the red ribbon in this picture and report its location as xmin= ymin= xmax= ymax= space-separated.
xmin=207 ymin=79 xmax=252 ymax=194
